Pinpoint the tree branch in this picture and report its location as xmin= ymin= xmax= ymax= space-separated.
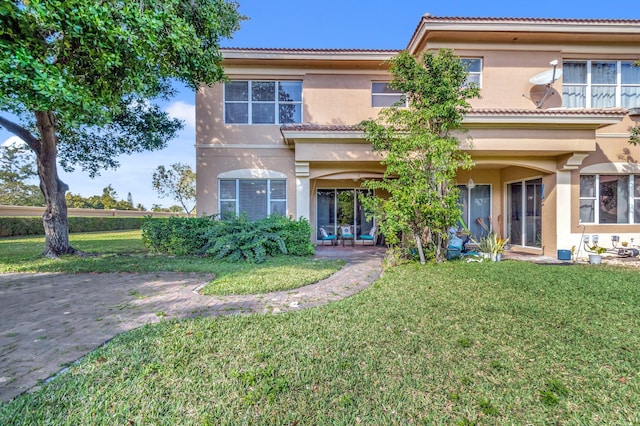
xmin=0 ymin=115 xmax=40 ymax=154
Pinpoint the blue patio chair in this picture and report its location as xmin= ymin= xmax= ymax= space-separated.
xmin=358 ymin=226 xmax=377 ymax=246
xmin=318 ymin=227 xmax=337 ymax=246
xmin=339 ymin=225 xmax=355 ymax=247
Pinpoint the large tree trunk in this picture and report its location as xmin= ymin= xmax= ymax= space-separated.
xmin=35 ymin=111 xmax=75 ymax=257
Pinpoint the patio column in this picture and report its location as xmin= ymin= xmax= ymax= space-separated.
xmin=556 ymin=153 xmax=589 ymax=253
xmin=295 ymin=161 xmax=310 ymax=220
xmin=556 ymin=170 xmax=572 ymax=251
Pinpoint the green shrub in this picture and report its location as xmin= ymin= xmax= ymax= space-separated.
xmin=141 ymin=216 xmax=212 ymax=256
xmin=0 ymin=217 xmax=147 ymax=237
xmin=141 ymin=215 xmax=314 ymax=262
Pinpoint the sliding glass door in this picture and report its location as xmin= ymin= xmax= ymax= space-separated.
xmin=316 ymin=189 xmax=373 ymax=240
xmin=507 ymin=178 xmax=542 ymax=248
xmin=458 ymin=185 xmax=491 ymax=239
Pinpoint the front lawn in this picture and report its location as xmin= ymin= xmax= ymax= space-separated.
xmin=199 ymin=256 xmax=345 ymax=295
xmin=2 ymin=261 xmax=639 ymax=424
xmin=0 ymin=230 xmax=344 ymax=294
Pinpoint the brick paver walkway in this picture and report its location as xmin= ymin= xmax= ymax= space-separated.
xmin=0 ymin=246 xmax=384 ymax=402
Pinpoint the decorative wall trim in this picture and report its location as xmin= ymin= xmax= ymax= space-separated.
xmin=559 ymin=152 xmax=590 ymax=171
xmin=596 ymin=133 xmax=632 ymax=138
xmin=217 ymin=169 xmax=287 ymax=179
xmin=295 ymin=161 xmax=310 ymax=177
xmin=198 ymin=144 xmax=289 ymax=149
xmin=581 ymin=162 xmax=640 ymax=174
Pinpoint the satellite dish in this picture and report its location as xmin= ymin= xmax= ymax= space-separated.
xmin=529 ymin=69 xmax=563 ymax=86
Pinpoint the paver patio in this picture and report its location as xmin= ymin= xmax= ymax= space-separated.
xmin=0 ymin=246 xmax=384 ymax=402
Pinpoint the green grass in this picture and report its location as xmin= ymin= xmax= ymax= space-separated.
xmin=200 ymin=256 xmax=345 ymax=295
xmin=0 ymin=230 xmax=153 ymax=273
xmin=0 ymin=230 xmax=343 ymax=294
xmin=0 ymin=231 xmax=345 ymax=295
xmin=2 ymin=260 xmax=640 ymax=424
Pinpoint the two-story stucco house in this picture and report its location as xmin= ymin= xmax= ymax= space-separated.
xmin=196 ymin=15 xmax=640 ymax=256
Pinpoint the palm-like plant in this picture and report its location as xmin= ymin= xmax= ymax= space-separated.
xmin=472 ymin=216 xmax=509 ymax=256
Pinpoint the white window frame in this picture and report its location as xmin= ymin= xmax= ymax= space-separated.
xmin=563 ymin=60 xmax=640 ymax=108
xmin=579 ymin=174 xmax=638 ymax=224
xmin=461 ymin=58 xmax=482 ymax=88
xmin=371 ymin=82 xmax=407 ymax=108
xmin=223 ymin=80 xmax=303 ymax=125
xmin=218 ymin=179 xmax=287 ymax=219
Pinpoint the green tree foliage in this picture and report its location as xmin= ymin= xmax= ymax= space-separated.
xmin=0 ymin=142 xmax=44 ymax=206
xmin=64 ymin=193 xmax=92 ymax=209
xmin=65 ymin=185 xmax=134 ymax=210
xmin=361 ymin=50 xmax=480 ymax=263
xmin=0 ymin=0 xmax=243 ymax=257
xmin=152 ymin=163 xmax=196 ymax=215
xmin=630 ymin=126 xmax=640 ymax=146
xmin=151 ymin=204 xmax=184 ymax=213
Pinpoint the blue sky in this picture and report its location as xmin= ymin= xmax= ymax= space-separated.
xmin=1 ymin=0 xmax=638 ymax=209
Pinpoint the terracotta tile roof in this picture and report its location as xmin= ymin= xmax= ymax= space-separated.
xmin=221 ymin=47 xmax=399 ymax=54
xmin=420 ymin=16 xmax=640 ymax=24
xmin=467 ymin=108 xmax=628 ymax=116
xmin=281 ymin=109 xmax=628 ymax=132
xmin=281 ymin=124 xmax=364 ymax=132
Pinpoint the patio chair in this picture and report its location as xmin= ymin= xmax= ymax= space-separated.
xmin=339 ymin=225 xmax=354 ymax=247
xmin=318 ymin=227 xmax=337 ymax=246
xmin=358 ymin=226 xmax=377 ymax=246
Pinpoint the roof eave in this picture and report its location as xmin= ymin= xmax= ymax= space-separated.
xmin=281 ymin=130 xmax=366 ymax=145
xmin=221 ymin=48 xmax=398 ymax=62
xmin=464 ymin=112 xmax=626 ymax=128
xmin=407 ymin=17 xmax=640 ymax=53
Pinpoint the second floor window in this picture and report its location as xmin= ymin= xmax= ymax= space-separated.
xmin=563 ymin=61 xmax=640 ymax=109
xmin=462 ymin=58 xmax=482 ymax=88
xmin=224 ymin=81 xmax=302 ymax=124
xmin=371 ymin=82 xmax=406 ymax=107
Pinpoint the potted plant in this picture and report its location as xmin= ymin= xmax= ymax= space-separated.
xmin=472 ymin=217 xmax=509 ymax=261
xmin=473 ymin=232 xmax=509 ymax=261
xmin=588 ymin=245 xmax=607 ymax=264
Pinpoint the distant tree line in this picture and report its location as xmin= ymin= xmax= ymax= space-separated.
xmin=65 ymin=185 xmax=142 ymax=211
xmin=1 ymin=143 xmax=192 ymax=214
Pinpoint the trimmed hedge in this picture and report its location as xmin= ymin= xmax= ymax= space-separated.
xmin=0 ymin=217 xmax=149 ymax=237
xmin=141 ymin=215 xmax=315 ymax=263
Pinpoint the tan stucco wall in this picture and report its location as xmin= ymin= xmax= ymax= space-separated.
xmin=464 ymin=128 xmax=597 ymax=161
xmin=454 ymin=49 xmax=564 ymax=110
xmin=196 ymin=147 xmax=295 ymax=217
xmin=196 ymin=72 xmax=392 ymax=148
xmin=195 ymin=25 xmax=640 ymax=256
xmin=429 ymin=45 xmax=639 ymax=111
xmin=303 ymin=74 xmax=390 ymax=124
xmin=197 ymin=84 xmax=285 ymax=147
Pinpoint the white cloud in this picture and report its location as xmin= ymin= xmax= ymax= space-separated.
xmin=165 ymin=101 xmax=196 ymax=129
xmin=2 ymin=136 xmax=26 ymax=147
